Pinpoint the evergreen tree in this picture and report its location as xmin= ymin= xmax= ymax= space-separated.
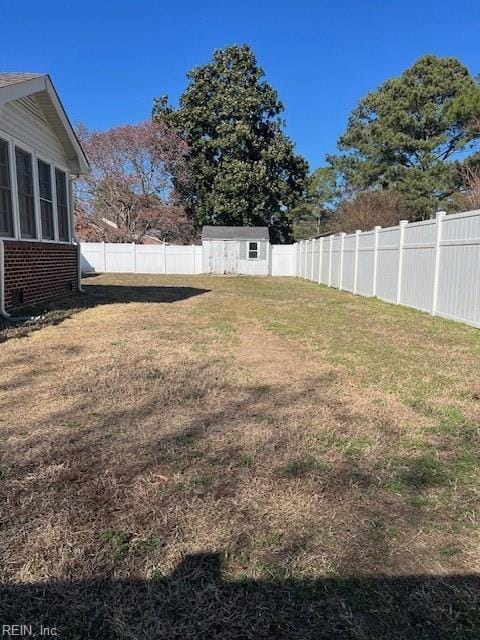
xmin=154 ymin=44 xmax=307 ymax=241
xmin=328 ymin=56 xmax=478 ymax=219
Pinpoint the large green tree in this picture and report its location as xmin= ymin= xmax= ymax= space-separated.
xmin=153 ymin=45 xmax=307 ymax=242
xmin=328 ymin=56 xmax=478 ymax=219
xmin=448 ymin=84 xmax=480 ymax=135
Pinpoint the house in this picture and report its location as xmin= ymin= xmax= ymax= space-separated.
xmin=201 ymin=226 xmax=270 ymax=275
xmin=76 ymin=214 xmax=165 ymax=245
xmin=0 ymin=73 xmax=89 ymax=315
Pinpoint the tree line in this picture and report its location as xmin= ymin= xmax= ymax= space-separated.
xmin=75 ymin=45 xmax=480 ymax=243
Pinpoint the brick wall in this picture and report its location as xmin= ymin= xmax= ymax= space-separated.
xmin=3 ymin=241 xmax=78 ymax=310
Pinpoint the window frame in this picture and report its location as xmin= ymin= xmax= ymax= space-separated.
xmin=37 ymin=157 xmax=55 ymax=241
xmin=0 ymin=126 xmax=72 ymax=244
xmin=248 ymin=241 xmax=259 ymax=260
xmin=15 ymin=145 xmax=37 ymax=240
xmin=55 ymin=167 xmax=70 ymax=242
xmin=0 ymin=136 xmax=14 ymax=238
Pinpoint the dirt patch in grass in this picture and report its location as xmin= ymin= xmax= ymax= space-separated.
xmin=0 ymin=273 xmax=479 ymax=638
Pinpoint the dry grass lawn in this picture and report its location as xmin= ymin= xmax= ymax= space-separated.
xmin=1 ymin=273 xmax=479 ymax=639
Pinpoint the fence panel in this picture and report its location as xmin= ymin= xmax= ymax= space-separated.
xmin=436 ymin=210 xmax=480 ymax=326
xmin=104 ymin=243 xmax=134 ymax=273
xmin=330 ymin=236 xmax=342 ymax=288
xmin=319 ymin=238 xmax=329 ymax=284
xmin=342 ymin=234 xmax=356 ymax=293
xmin=305 ymin=240 xmax=313 ymax=280
xmin=293 ymin=208 xmax=480 ymax=329
xmin=376 ymin=227 xmax=400 ymax=303
xmin=165 ymin=245 xmax=197 ymax=274
xmin=400 ymin=220 xmax=436 ymax=312
xmin=135 ymin=244 xmax=166 ymax=274
xmin=312 ymin=239 xmax=320 ymax=281
xmin=356 ymin=231 xmax=375 ymax=297
xmin=80 ymin=243 xmax=106 ymax=273
xmin=272 ymin=245 xmax=296 ymax=276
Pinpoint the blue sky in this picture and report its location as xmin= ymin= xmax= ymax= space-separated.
xmin=1 ymin=0 xmax=479 ymax=170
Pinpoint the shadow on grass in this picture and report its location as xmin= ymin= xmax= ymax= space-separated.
xmin=0 ymin=553 xmax=479 ymax=639
xmin=83 ymin=283 xmax=210 ymax=304
xmin=0 ymin=279 xmax=210 ymax=343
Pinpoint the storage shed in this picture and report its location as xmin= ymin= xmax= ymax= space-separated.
xmin=201 ymin=226 xmax=270 ymax=275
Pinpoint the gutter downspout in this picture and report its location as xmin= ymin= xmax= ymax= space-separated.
xmin=0 ymin=239 xmax=11 ymax=319
xmin=75 ymin=241 xmax=84 ymax=293
xmin=70 ymin=175 xmax=84 ymax=293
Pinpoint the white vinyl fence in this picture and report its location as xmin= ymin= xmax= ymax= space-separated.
xmin=80 ymin=210 xmax=480 ymax=329
xmin=80 ymin=242 xmax=296 ymax=277
xmin=296 ymin=209 xmax=480 ymax=329
xmin=81 ymin=243 xmax=203 ymax=275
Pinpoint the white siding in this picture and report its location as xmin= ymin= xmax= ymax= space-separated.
xmin=1 ymin=98 xmax=67 ymax=166
xmin=202 ymin=239 xmax=269 ymax=275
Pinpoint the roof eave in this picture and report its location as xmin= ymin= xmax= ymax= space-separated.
xmin=0 ymin=74 xmax=89 ymax=175
xmin=44 ymin=75 xmax=89 ymax=175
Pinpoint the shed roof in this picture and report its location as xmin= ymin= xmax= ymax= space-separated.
xmin=0 ymin=72 xmax=89 ymax=174
xmin=202 ymin=226 xmax=269 ymax=241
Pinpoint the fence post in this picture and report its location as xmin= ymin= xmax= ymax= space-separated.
xmin=163 ymin=243 xmax=167 ymax=274
xmin=396 ymin=220 xmax=408 ymax=304
xmin=432 ymin=211 xmax=446 ymax=316
xmin=328 ymin=235 xmax=333 ymax=287
xmin=132 ymin=242 xmax=136 ymax=273
xmin=339 ymin=232 xmax=346 ymax=291
xmin=353 ymin=230 xmax=361 ymax=295
xmin=372 ymin=226 xmax=381 ymax=296
xmin=318 ymin=237 xmax=323 ymax=284
xmin=102 ymin=241 xmax=107 ymax=273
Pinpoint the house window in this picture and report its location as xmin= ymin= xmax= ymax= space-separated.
xmin=0 ymin=139 xmax=14 ymax=237
xmin=38 ymin=160 xmax=54 ymax=240
xmin=248 ymin=241 xmax=258 ymax=259
xmin=15 ymin=147 xmax=36 ymax=239
xmin=55 ymin=168 xmax=69 ymax=241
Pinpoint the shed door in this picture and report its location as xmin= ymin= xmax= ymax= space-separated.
xmin=207 ymin=241 xmax=239 ymax=274
xmin=223 ymin=241 xmax=237 ymax=274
